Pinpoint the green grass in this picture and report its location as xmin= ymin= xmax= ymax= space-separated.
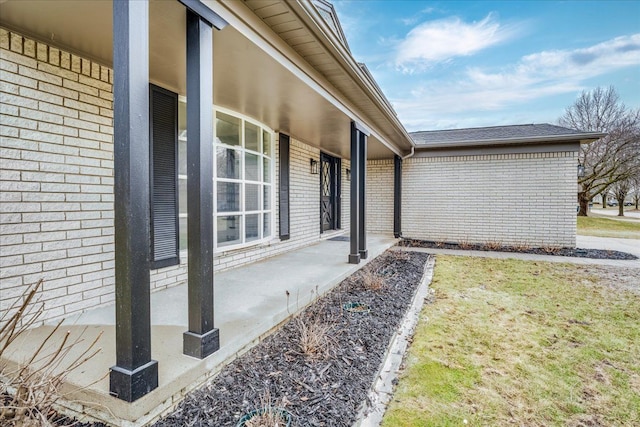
xmin=383 ymin=256 xmax=640 ymax=427
xmin=577 ymin=215 xmax=640 ymax=239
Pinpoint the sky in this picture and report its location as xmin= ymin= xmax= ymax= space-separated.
xmin=331 ymin=0 xmax=640 ymax=132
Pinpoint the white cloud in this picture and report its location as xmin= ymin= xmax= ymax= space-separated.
xmin=395 ymin=13 xmax=521 ymax=72
xmin=400 ymin=7 xmax=438 ymax=26
xmin=394 ymin=34 xmax=640 ymax=130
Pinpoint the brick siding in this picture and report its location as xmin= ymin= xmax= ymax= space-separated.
xmin=402 ymin=152 xmax=578 ymax=248
xmin=366 ymin=159 xmax=394 ymax=234
xmin=1 ymin=29 xmax=116 ymax=322
xmin=0 ymin=28 xmax=351 ymax=324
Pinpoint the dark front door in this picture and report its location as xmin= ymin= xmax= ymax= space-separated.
xmin=320 ymin=153 xmax=341 ymax=233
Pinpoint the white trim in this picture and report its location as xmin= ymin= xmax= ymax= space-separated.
xmin=177 ymin=100 xmax=276 ymax=255
xmin=213 ymin=105 xmax=276 ymax=253
xmin=201 ymin=0 xmax=408 ymax=158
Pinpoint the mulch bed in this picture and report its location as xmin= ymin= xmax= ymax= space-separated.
xmin=152 ymin=250 xmax=430 ymax=427
xmin=398 ymin=239 xmax=638 ymax=260
xmin=54 ymin=250 xmax=430 ymax=427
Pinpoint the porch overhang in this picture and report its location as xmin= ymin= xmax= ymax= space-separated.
xmin=0 ymin=0 xmax=413 ymax=159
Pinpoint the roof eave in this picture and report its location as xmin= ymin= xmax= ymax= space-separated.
xmin=293 ymin=0 xmax=415 ymax=152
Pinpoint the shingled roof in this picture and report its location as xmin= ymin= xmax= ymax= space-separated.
xmin=410 ymin=124 xmax=605 ymax=149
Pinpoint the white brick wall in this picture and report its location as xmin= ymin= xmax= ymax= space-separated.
xmin=402 ymin=151 xmax=578 ymax=247
xmin=1 ymin=29 xmax=116 ymax=322
xmin=366 ymin=159 xmax=394 ymax=234
xmin=0 ymin=28 xmax=350 ymax=324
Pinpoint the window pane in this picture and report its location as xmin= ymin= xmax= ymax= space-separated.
xmin=217 ymin=182 xmax=240 ymax=212
xmin=246 ymin=214 xmax=260 ymax=242
xmin=179 ymin=216 xmax=187 ymax=251
xmin=179 ymin=178 xmax=187 ymax=214
xmin=263 ymin=158 xmax=271 ymax=183
xmin=245 ymin=183 xmax=260 ymax=211
xmin=216 ymin=147 xmax=240 ymax=179
xmin=178 ymin=139 xmax=187 ymax=175
xmin=245 ymin=122 xmax=259 ymax=152
xmin=245 ymin=152 xmax=259 ymax=181
xmin=263 ymin=185 xmax=271 ymax=210
xmin=216 ymin=111 xmax=240 ymax=146
xmin=178 ymin=99 xmax=187 ymax=140
xmin=263 ymin=130 xmax=272 ymax=156
xmin=217 ymin=215 xmax=241 ymax=247
xmin=263 ymin=213 xmax=271 ymax=237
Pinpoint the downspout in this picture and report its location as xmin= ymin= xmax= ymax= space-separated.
xmin=394 ymin=141 xmax=414 ymax=239
xmin=402 ymin=144 xmax=415 ymax=160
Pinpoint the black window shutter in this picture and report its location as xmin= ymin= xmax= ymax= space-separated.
xmin=150 ymin=84 xmax=180 ymax=269
xmin=279 ymin=133 xmax=290 ymax=240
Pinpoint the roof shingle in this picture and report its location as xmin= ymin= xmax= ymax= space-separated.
xmin=410 ymin=123 xmax=602 ymax=147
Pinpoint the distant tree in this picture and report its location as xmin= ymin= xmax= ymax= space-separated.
xmin=559 ymin=86 xmax=640 ymax=216
xmin=631 ymin=170 xmax=640 ymax=210
xmin=600 ymin=187 xmax=609 ymax=208
xmin=612 ymin=178 xmax=630 ymax=216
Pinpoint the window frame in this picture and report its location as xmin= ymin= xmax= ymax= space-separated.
xmin=177 ymin=101 xmax=276 ymax=255
xmin=213 ymin=106 xmax=276 ymax=251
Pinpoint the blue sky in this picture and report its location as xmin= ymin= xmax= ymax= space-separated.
xmin=332 ymin=0 xmax=640 ymax=131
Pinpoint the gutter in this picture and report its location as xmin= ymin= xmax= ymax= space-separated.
xmin=402 ymin=144 xmax=415 ymax=160
xmin=293 ymin=0 xmax=415 ymax=154
xmin=413 ymin=132 xmax=606 ymax=150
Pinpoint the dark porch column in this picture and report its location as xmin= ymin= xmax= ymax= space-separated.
xmin=183 ymin=10 xmax=218 ymax=359
xmin=348 ymin=122 xmax=360 ymax=264
xmin=110 ymin=0 xmax=158 ymax=402
xmin=393 ymin=154 xmax=402 ymax=238
xmin=358 ymin=130 xmax=368 ymax=259
xmin=180 ymin=2 xmax=227 ymax=358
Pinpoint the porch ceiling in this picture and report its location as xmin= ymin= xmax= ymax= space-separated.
xmin=0 ymin=0 xmax=408 ymax=159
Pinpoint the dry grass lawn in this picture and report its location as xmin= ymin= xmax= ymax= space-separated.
xmin=578 ymin=215 xmax=640 ymax=239
xmin=383 ymin=256 xmax=640 ymax=427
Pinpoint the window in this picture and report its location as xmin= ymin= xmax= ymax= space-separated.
xmin=215 ymin=110 xmax=274 ymax=248
xmin=178 ymin=104 xmax=275 ymax=252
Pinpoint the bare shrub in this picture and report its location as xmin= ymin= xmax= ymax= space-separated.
xmin=541 ymin=245 xmax=561 ymax=255
xmin=483 ymin=241 xmax=503 ymax=251
xmin=359 ymin=270 xmax=385 ymax=293
xmin=512 ymin=242 xmax=531 ymax=252
xmin=0 ymin=280 xmax=102 ymax=426
xmin=458 ymin=240 xmax=473 ymax=250
xmin=294 ymin=317 xmax=335 ymax=361
xmin=244 ymin=391 xmax=289 ymax=427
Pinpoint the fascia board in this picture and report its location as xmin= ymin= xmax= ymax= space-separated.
xmin=290 ymin=1 xmax=415 ymax=150
xmin=414 ymin=132 xmax=607 ymax=150
xmin=203 ymin=0 xmax=406 ymax=157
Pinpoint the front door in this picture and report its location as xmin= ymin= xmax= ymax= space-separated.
xmin=320 ymin=153 xmax=341 ymax=233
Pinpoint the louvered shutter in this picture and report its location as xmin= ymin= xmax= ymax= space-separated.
xmin=150 ymin=84 xmax=179 ymax=269
xmin=279 ymin=133 xmax=290 ymax=240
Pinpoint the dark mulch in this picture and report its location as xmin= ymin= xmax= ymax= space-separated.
xmin=152 ymin=250 xmax=429 ymax=427
xmin=57 ymin=250 xmax=430 ymax=427
xmin=398 ymin=239 xmax=638 ymax=260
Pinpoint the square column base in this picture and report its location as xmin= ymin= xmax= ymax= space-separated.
xmin=359 ymin=249 xmax=368 ymax=260
xmin=109 ymin=360 xmax=158 ymax=402
xmin=348 ymin=253 xmax=361 ymax=264
xmin=183 ymin=328 xmax=220 ymax=359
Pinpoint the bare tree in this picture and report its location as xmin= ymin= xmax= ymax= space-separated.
xmin=558 ymin=86 xmax=640 ymax=216
xmin=612 ymin=178 xmax=630 ymax=216
xmin=630 ymin=170 xmax=640 ymax=210
xmin=600 ymin=187 xmax=609 ymax=208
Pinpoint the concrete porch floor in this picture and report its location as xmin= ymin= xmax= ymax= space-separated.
xmin=2 ymin=233 xmax=397 ymax=426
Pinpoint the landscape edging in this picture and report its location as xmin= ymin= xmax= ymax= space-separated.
xmin=353 ymin=254 xmax=436 ymax=427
